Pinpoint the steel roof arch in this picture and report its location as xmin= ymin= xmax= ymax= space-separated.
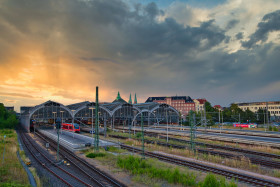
xmin=28 ymin=100 xmax=74 ymax=119
xmin=73 ymin=102 xmax=112 ymax=117
xmin=111 ymin=103 xmax=141 ymax=116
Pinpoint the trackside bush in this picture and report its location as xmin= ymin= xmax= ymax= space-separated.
xmin=117 ymin=155 xmax=196 ymax=186
xmin=201 ymin=173 xmax=237 ymax=187
xmin=86 ymin=152 xmax=106 ymax=158
xmin=117 ymin=156 xmax=237 ymax=186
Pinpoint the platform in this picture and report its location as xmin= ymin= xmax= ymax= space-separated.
xmin=38 ymin=129 xmax=117 ymax=151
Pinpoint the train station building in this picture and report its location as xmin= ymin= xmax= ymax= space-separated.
xmin=20 ymin=92 xmax=180 ymax=132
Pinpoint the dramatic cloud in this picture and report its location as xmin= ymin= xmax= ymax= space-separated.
xmin=242 ymin=9 xmax=280 ymax=48
xmin=0 ymin=0 xmax=279 ymax=111
xmin=225 ymin=19 xmax=239 ymax=30
xmin=235 ymin=32 xmax=244 ymax=40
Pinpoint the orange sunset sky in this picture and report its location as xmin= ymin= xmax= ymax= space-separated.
xmin=1 ymin=0 xmax=280 ymax=112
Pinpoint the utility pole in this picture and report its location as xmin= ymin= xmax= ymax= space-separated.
xmin=266 ymin=102 xmax=269 ymax=128
xmin=104 ymin=113 xmax=107 ymax=138
xmin=166 ymin=109 xmax=169 ymax=142
xmin=203 ymin=104 xmax=207 ymax=132
xmin=239 ymin=113 xmax=240 ymax=123
xmin=189 ymin=111 xmax=196 ymax=153
xmin=141 ymin=113 xmax=145 ymax=159
xmin=218 ymin=110 xmax=221 ymax=124
xmin=95 ymin=86 xmax=99 ymax=152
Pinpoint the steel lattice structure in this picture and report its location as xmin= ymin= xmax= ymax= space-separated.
xmin=20 ymin=100 xmax=180 ymax=132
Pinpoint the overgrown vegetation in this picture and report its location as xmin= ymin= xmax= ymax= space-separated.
xmin=201 ymin=173 xmax=236 ymax=187
xmin=0 ymin=129 xmax=30 ymax=186
xmin=0 ymin=103 xmax=18 ymax=129
xmin=86 ymin=152 xmax=106 ymax=158
xmin=117 ymin=155 xmax=196 ymax=186
xmin=117 ymin=155 xmax=236 ymax=186
xmin=269 ymin=126 xmax=278 ymax=131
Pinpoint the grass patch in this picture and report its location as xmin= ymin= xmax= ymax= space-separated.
xmin=201 ymin=173 xmax=237 ymax=187
xmin=0 ymin=129 xmax=31 ymax=186
xmin=117 ymin=155 xmax=197 ymax=186
xmin=86 ymin=152 xmax=106 ymax=158
xmin=106 ymin=146 xmax=126 ymax=153
xmin=117 ymin=155 xmax=237 ymax=186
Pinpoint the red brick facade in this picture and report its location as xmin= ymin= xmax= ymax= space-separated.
xmin=146 ymin=96 xmax=195 ymax=116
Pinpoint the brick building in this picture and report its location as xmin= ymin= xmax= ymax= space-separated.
xmin=145 ymin=96 xmax=195 ymax=116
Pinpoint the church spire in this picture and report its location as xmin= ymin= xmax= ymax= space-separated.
xmin=134 ymin=93 xmax=137 ymax=104
xmin=128 ymin=93 xmax=132 ymax=104
xmin=116 ymin=91 xmax=121 ymax=100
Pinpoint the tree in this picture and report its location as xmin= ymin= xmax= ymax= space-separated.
xmin=256 ymin=108 xmax=270 ymax=124
xmin=0 ymin=103 xmax=18 ymax=129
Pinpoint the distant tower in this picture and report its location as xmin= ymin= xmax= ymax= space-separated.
xmin=128 ymin=93 xmax=132 ymax=104
xmin=134 ymin=93 xmax=137 ymax=104
xmin=116 ymin=91 xmax=121 ymax=100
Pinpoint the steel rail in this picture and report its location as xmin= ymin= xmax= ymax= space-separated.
xmin=35 ymin=131 xmax=105 ymax=187
xmin=36 ymin=130 xmax=125 ymax=187
xmin=19 ymin=130 xmax=93 ymax=187
xmin=115 ymin=128 xmax=280 ymax=159
xmin=109 ymin=134 xmax=280 ymax=169
xmin=120 ymin=144 xmax=280 ymax=187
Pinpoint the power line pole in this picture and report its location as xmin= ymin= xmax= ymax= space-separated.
xmin=141 ymin=113 xmax=145 ymax=159
xmin=189 ymin=111 xmax=196 ymax=153
xmin=266 ymin=102 xmax=269 ymax=128
xmin=95 ymin=86 xmax=99 ymax=152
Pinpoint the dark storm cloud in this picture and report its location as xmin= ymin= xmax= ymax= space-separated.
xmin=225 ymin=19 xmax=239 ymax=30
xmin=0 ymin=0 xmax=279 ymax=106
xmin=235 ymin=32 xmax=244 ymax=40
xmin=242 ymin=9 xmax=280 ymax=48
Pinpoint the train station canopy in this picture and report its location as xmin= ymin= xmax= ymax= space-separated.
xmin=20 ymin=93 xmax=179 ymax=132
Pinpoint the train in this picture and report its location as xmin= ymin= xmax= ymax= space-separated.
xmin=233 ymin=123 xmax=257 ymax=128
xmin=62 ymin=123 xmax=80 ymax=133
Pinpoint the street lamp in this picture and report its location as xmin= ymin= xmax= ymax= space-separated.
xmin=89 ymin=107 xmax=95 ymax=146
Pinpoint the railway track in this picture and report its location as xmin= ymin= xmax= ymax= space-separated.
xmin=116 ymin=127 xmax=280 ymax=149
xmin=116 ymin=128 xmax=280 ymax=159
xmin=35 ymin=131 xmax=125 ymax=187
xmin=109 ymin=134 xmax=280 ymax=169
xmin=19 ymin=130 xmax=94 ymax=187
xmin=163 ymin=136 xmax=280 ymax=159
xmin=151 ymin=126 xmax=280 ymax=139
xmin=120 ymin=144 xmax=280 ymax=187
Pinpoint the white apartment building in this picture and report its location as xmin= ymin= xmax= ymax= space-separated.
xmin=236 ymin=101 xmax=280 ymax=118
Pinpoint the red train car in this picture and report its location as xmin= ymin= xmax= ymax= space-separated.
xmin=233 ymin=123 xmax=257 ymax=128
xmin=62 ymin=123 xmax=80 ymax=133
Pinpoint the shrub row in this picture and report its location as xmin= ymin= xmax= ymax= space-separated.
xmin=86 ymin=152 xmax=106 ymax=158
xmin=117 ymin=155 xmax=237 ymax=187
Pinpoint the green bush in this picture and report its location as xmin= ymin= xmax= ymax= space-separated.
xmin=86 ymin=152 xmax=106 ymax=158
xmin=273 ymin=126 xmax=278 ymax=131
xmin=201 ymin=173 xmax=237 ymax=187
xmin=136 ymin=132 xmax=142 ymax=138
xmin=0 ymin=104 xmax=18 ymax=129
xmin=117 ymin=156 xmax=196 ymax=186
